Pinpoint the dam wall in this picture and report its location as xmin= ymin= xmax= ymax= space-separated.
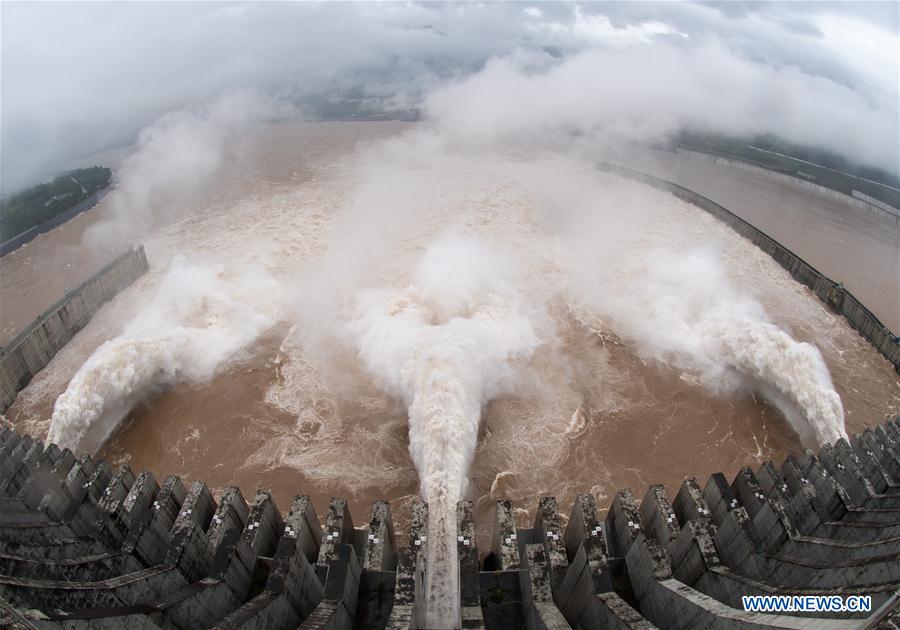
xmin=598 ymin=162 xmax=900 ymax=374
xmin=1 ymin=416 xmax=899 ymax=628
xmin=674 ymin=147 xmax=900 ymax=224
xmin=852 ymin=189 xmax=900 ymax=216
xmin=0 ymin=245 xmax=148 ymax=414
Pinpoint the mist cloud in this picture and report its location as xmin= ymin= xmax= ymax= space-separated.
xmin=2 ymin=1 xmax=897 ymax=192
xmin=81 ymin=89 xmax=294 ymax=253
xmin=424 ymin=41 xmax=898 ymax=169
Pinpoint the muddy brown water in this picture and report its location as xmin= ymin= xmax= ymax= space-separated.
xmin=613 ymin=147 xmax=900 ymax=332
xmin=3 ymin=122 xmax=898 ymax=547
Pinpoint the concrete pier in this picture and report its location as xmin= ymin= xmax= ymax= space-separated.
xmin=0 ymin=417 xmax=899 ymax=628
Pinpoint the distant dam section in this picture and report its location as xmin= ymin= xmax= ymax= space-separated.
xmin=598 ymin=162 xmax=900 ymax=374
xmin=673 ymin=148 xmax=900 ymax=223
xmin=0 ymin=245 xmax=148 ymax=413
xmin=613 ymin=147 xmax=900 ymax=333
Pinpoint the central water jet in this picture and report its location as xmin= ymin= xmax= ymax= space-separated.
xmin=347 ymin=233 xmax=540 ymax=626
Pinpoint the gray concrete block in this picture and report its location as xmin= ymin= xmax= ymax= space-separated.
xmin=606 ymin=489 xmax=643 ymax=558
xmin=2 ymin=440 xmax=45 ymax=496
xmin=207 ymin=486 xmax=255 ymax=601
xmin=364 ymin=500 xmax=397 ymax=571
xmin=594 ymin=591 xmax=657 ymax=629
xmin=267 ymin=509 xmax=325 ymax=618
xmin=639 ymin=485 xmax=680 ymax=554
xmin=96 ymin=464 xmax=136 ymax=523
xmin=129 ymin=475 xmax=186 ymax=566
xmin=164 ymin=481 xmax=216 ymax=582
xmin=782 ymin=456 xmax=843 ymax=525
xmin=492 ymin=500 xmax=521 ymax=570
xmin=731 ymin=467 xmax=768 ymax=520
xmin=858 ymin=430 xmax=900 ymax=482
xmin=318 ymin=498 xmax=354 ymax=566
xmin=156 ymin=577 xmax=240 ymax=628
xmin=565 ymin=494 xmax=608 ymax=561
xmin=555 ymin=541 xmax=620 ymax=628
xmin=0 ymin=565 xmax=188 ymax=612
xmin=389 ymin=498 xmax=427 ymax=630
xmin=17 ymin=447 xmax=75 ymax=510
xmin=242 ymin=490 xmax=283 ymax=558
xmin=303 ymin=544 xmax=361 ymax=630
xmin=353 ymin=569 xmax=396 ymax=629
xmin=532 ymin=497 xmax=567 ymax=592
xmin=670 ymin=519 xmax=720 ymax=586
xmin=0 ymin=440 xmax=32 ymax=493
xmin=284 ymin=495 xmax=322 ymax=565
xmin=672 ymin=478 xmax=713 ymax=526
xmin=457 ymin=500 xmax=481 ymax=610
xmin=837 ymin=439 xmax=892 ymax=495
xmin=703 ymin=472 xmax=741 ymax=527
xmin=848 ymin=436 xmax=899 ymax=493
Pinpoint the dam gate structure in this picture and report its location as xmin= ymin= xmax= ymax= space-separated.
xmin=0 ymin=245 xmax=149 ymax=414
xmin=1 ymin=417 xmax=900 ymax=629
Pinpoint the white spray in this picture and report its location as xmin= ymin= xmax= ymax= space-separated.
xmin=573 ymin=245 xmax=846 ymax=446
xmin=346 ymin=233 xmax=539 ymax=627
xmin=82 ymin=89 xmax=294 ymax=253
xmin=48 ymin=260 xmax=281 ymax=454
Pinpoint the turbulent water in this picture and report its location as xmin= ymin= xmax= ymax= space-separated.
xmin=47 ymin=260 xmax=282 ymax=454
xmin=573 ymin=246 xmax=847 ymax=446
xmin=3 ymin=121 xmax=898 ymax=626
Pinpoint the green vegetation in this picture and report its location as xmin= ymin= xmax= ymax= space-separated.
xmin=673 ymin=131 xmax=900 ymax=209
xmin=0 ymin=166 xmax=112 ymax=241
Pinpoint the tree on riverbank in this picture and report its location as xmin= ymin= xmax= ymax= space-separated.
xmin=0 ymin=166 xmax=111 ymax=241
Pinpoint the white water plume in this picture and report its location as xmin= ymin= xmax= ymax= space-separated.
xmin=48 ymin=259 xmax=281 ymax=454
xmin=574 ymin=245 xmax=846 ymax=446
xmin=346 ymin=233 xmax=540 ymax=627
xmin=82 ymin=89 xmax=294 ymax=253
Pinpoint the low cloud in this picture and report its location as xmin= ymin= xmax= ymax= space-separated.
xmin=2 ymin=1 xmax=897 ymax=192
xmin=425 ymin=41 xmax=898 ymax=170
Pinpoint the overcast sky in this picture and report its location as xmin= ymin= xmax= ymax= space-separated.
xmin=2 ymin=1 xmax=898 ymax=193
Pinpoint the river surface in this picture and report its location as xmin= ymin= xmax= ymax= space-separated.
xmin=612 ymin=147 xmax=900 ymax=332
xmin=2 ymin=121 xmax=898 ymax=542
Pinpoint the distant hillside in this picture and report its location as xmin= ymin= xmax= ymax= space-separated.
xmin=673 ymin=132 xmax=900 ymax=209
xmin=0 ymin=166 xmax=112 ymax=241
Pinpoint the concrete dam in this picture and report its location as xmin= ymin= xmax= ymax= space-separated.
xmin=0 ymin=246 xmax=150 ymax=414
xmin=1 ymin=167 xmax=898 ymax=629
xmin=1 ymin=418 xmax=900 ymax=629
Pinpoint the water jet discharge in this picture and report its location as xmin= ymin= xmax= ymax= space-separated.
xmin=1 ymin=3 xmax=899 ymax=628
